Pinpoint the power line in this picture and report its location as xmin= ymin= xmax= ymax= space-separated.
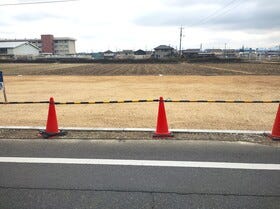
xmin=190 ymin=0 xmax=242 ymax=27
xmin=191 ymin=0 xmax=237 ymax=26
xmin=0 ymin=0 xmax=80 ymax=7
xmin=206 ymin=0 xmax=242 ymax=24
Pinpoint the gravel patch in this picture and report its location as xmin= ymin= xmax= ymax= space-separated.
xmin=0 ymin=129 xmax=278 ymax=146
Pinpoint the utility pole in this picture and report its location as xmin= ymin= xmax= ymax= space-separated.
xmin=224 ymin=43 xmax=227 ymax=58
xmin=278 ymin=44 xmax=280 ymax=61
xmin=179 ymin=26 xmax=183 ymax=57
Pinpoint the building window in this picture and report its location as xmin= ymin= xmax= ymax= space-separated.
xmin=0 ymin=48 xmax=8 ymax=54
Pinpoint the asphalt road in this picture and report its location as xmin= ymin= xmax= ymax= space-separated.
xmin=0 ymin=139 xmax=279 ymax=209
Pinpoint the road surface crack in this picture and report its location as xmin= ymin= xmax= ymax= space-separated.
xmin=0 ymin=186 xmax=279 ymax=198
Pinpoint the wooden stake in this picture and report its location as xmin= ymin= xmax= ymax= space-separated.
xmin=2 ymin=84 xmax=7 ymax=103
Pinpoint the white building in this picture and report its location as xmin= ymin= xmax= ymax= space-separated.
xmin=52 ymin=37 xmax=76 ymax=55
xmin=0 ymin=42 xmax=40 ymax=57
xmin=0 ymin=34 xmax=76 ymax=55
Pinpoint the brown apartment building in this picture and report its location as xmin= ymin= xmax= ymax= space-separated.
xmin=0 ymin=34 xmax=76 ymax=55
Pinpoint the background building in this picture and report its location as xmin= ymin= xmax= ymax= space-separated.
xmin=182 ymin=49 xmax=200 ymax=58
xmin=0 ymin=34 xmax=76 ymax=55
xmin=154 ymin=45 xmax=175 ymax=59
xmin=134 ymin=49 xmax=151 ymax=59
xmin=103 ymin=50 xmax=115 ymax=59
xmin=0 ymin=42 xmax=39 ymax=58
xmin=115 ymin=50 xmax=134 ymax=59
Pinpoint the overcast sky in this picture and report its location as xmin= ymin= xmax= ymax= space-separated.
xmin=0 ymin=0 xmax=279 ymax=52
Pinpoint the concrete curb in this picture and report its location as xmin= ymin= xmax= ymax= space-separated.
xmin=0 ymin=126 xmax=269 ymax=135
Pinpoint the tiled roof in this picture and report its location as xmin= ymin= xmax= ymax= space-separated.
xmin=154 ymin=45 xmax=174 ymax=50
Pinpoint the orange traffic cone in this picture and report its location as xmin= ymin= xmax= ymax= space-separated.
xmin=267 ymin=104 xmax=280 ymax=140
xmin=153 ymin=97 xmax=173 ymax=138
xmin=39 ymin=97 xmax=66 ymax=139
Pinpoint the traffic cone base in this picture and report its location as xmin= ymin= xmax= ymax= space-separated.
xmin=39 ymin=130 xmax=66 ymax=139
xmin=153 ymin=132 xmax=173 ymax=138
xmin=264 ymin=134 xmax=280 ymax=141
xmin=154 ymin=96 xmax=173 ymax=138
xmin=266 ymin=104 xmax=280 ymax=141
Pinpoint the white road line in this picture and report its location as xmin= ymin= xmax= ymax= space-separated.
xmin=0 ymin=157 xmax=279 ymax=170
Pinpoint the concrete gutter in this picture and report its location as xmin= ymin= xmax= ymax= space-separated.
xmin=0 ymin=126 xmax=269 ymax=135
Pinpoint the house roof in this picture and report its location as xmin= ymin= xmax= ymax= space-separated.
xmin=122 ymin=50 xmax=134 ymax=53
xmin=0 ymin=41 xmax=27 ymax=49
xmin=0 ymin=41 xmax=40 ymax=50
xmin=154 ymin=45 xmax=174 ymax=50
xmin=53 ymin=37 xmax=76 ymax=41
xmin=134 ymin=49 xmax=146 ymax=55
xmin=205 ymin=49 xmax=223 ymax=52
xmin=104 ymin=50 xmax=114 ymax=53
xmin=182 ymin=49 xmax=200 ymax=54
xmin=183 ymin=49 xmax=200 ymax=52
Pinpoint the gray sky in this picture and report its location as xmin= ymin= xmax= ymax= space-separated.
xmin=0 ymin=0 xmax=279 ymax=52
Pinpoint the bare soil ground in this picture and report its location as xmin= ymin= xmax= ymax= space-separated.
xmin=200 ymin=62 xmax=280 ymax=75
xmin=0 ymin=75 xmax=279 ymax=131
xmin=1 ymin=62 xmax=279 ymax=75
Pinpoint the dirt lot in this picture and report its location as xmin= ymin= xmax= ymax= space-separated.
xmin=1 ymin=62 xmax=279 ymax=75
xmin=0 ymin=75 xmax=279 ymax=130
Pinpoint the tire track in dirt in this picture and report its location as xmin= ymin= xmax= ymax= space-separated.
xmin=197 ymin=64 xmax=253 ymax=75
